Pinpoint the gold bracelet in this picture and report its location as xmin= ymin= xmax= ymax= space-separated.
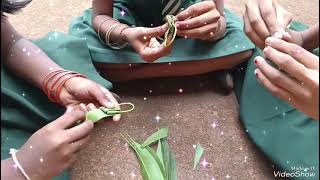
xmin=97 ymin=18 xmax=120 ymax=45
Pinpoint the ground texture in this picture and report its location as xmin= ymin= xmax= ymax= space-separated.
xmin=8 ymin=0 xmax=319 ymax=180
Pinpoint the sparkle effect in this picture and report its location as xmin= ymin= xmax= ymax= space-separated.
xmin=155 ymin=115 xmax=161 ymax=123
xmin=22 ymin=92 xmax=26 ymax=97
xmin=143 ymin=97 xmax=147 ymax=101
xmin=201 ymin=159 xmax=210 ymax=168
xmin=40 ymin=157 xmax=44 ymax=163
xmin=211 ymin=122 xmax=217 ymax=128
xmin=120 ymin=9 xmax=126 ymax=17
xmin=129 ymin=172 xmax=136 ymax=178
xmin=178 ymin=88 xmax=183 ymax=93
xmin=226 ymin=174 xmax=231 ymax=179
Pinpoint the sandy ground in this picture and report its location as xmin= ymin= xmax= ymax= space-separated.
xmin=6 ymin=0 xmax=319 ymax=180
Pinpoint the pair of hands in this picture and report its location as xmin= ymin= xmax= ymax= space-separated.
xmin=244 ymin=0 xmax=319 ymax=120
xmin=123 ymin=1 xmax=225 ymax=62
xmin=13 ymin=77 xmax=121 ymax=179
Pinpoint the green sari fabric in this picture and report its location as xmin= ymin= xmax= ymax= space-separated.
xmin=69 ymin=3 xmax=254 ymax=64
xmin=1 ymin=32 xmax=112 ymax=179
xmin=234 ymin=22 xmax=319 ymax=180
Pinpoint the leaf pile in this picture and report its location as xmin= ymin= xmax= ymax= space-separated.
xmin=121 ymin=128 xmax=177 ymax=180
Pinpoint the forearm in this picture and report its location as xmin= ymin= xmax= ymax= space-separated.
xmin=4 ymin=38 xmax=62 ymax=88
xmin=92 ymin=0 xmax=128 ymax=44
xmin=1 ymin=20 xmax=63 ymax=89
xmin=1 ymin=159 xmax=25 ymax=180
xmin=301 ymin=23 xmax=319 ymax=50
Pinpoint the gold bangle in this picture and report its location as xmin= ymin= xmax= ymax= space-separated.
xmin=97 ymin=18 xmax=120 ymax=45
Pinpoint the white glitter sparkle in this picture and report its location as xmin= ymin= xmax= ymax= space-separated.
xmin=282 ymin=112 xmax=286 ymax=117
xmin=184 ymin=35 xmax=188 ymax=39
xmin=211 ymin=177 xmax=216 ymax=180
xmin=49 ymin=67 xmax=53 ymax=71
xmin=210 ymin=32 xmax=214 ymax=36
xmin=22 ymin=48 xmax=26 ymax=52
xmin=129 ymin=172 xmax=136 ymax=178
xmin=235 ymin=45 xmax=239 ymax=48
xmin=22 ymin=92 xmax=25 ymax=97
xmin=151 ymin=24 xmax=153 ymax=27
xmin=129 ymin=64 xmax=132 ymax=67
xmin=240 ymin=147 xmax=243 ymax=151
xmin=120 ymin=10 xmax=126 ymax=17
xmin=226 ymin=174 xmax=231 ymax=179
xmin=40 ymin=157 xmax=44 ymax=163
xmin=245 ymin=129 xmax=249 ymax=133
xmin=149 ymin=90 xmax=152 ymax=93
xmin=168 ymin=62 xmax=172 ymax=66
xmin=193 ymin=145 xmax=196 ymax=148
xmin=201 ymin=159 xmax=210 ymax=168
xmin=176 ymin=113 xmax=180 ymax=116
xmin=178 ymin=88 xmax=183 ymax=93
xmin=263 ymin=130 xmax=266 ymax=135
xmin=211 ymin=122 xmax=217 ymax=128
xmin=220 ymin=131 xmax=224 ymax=135
xmin=110 ymin=171 xmax=115 ymax=176
xmin=143 ymin=36 xmax=147 ymax=40
xmin=244 ymin=156 xmax=248 ymax=162
xmin=155 ymin=115 xmax=161 ymax=122
xmin=275 ymin=106 xmax=278 ymax=110
xmin=27 ymin=52 xmax=31 ymax=56
xmin=143 ymin=97 xmax=147 ymax=101
xmin=29 ymin=145 xmax=33 ymax=149
xmin=286 ymin=160 xmax=290 ymax=164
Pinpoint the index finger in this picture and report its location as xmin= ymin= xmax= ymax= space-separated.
xmin=265 ymin=37 xmax=319 ymax=69
xmin=259 ymin=0 xmax=282 ymax=35
xmin=143 ymin=25 xmax=166 ymax=37
xmin=176 ymin=1 xmax=214 ymax=21
xmin=55 ymin=110 xmax=85 ymax=129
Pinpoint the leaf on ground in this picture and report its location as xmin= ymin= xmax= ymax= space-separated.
xmin=121 ymin=133 xmax=165 ymax=180
xmin=141 ymin=128 xmax=169 ymax=148
xmin=193 ymin=144 xmax=204 ymax=169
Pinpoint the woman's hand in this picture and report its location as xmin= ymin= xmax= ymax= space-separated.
xmin=254 ymin=37 xmax=319 ymax=120
xmin=15 ymin=109 xmax=93 ymax=180
xmin=175 ymin=1 xmax=226 ymax=41
xmin=243 ymin=0 xmax=292 ymax=48
xmin=58 ymin=77 xmax=121 ymax=121
xmin=123 ymin=25 xmax=172 ymax=62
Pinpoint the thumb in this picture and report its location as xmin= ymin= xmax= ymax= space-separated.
xmin=89 ymin=85 xmax=115 ymax=109
xmin=144 ymin=25 xmax=166 ymax=37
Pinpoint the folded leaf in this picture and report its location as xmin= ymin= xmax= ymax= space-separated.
xmin=156 ymin=140 xmax=164 ymax=168
xmin=193 ymin=144 xmax=204 ymax=169
xmin=141 ymin=128 xmax=169 ymax=148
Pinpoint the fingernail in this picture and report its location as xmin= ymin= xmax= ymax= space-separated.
xmin=265 ymin=37 xmax=273 ymax=45
xmin=106 ymin=102 xmax=114 ymax=108
xmin=254 ymin=69 xmax=259 ymax=77
xmin=254 ymin=58 xmax=258 ymax=65
xmin=263 ymin=46 xmax=269 ymax=53
xmin=273 ymin=32 xmax=282 ymax=39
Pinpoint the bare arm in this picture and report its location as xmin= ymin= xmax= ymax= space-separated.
xmin=1 ymin=19 xmax=62 ymax=88
xmin=92 ymin=0 xmax=128 ymax=43
xmin=1 ymin=159 xmax=25 ymax=180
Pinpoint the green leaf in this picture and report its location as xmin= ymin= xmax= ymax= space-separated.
xmin=141 ymin=128 xmax=169 ymax=148
xmin=168 ymin=150 xmax=177 ymax=180
xmin=121 ymin=133 xmax=165 ymax=180
xmin=193 ymin=144 xmax=204 ymax=169
xmin=85 ymin=109 xmax=109 ymax=123
xmin=156 ymin=140 xmax=164 ymax=168
xmin=145 ymin=146 xmax=165 ymax=177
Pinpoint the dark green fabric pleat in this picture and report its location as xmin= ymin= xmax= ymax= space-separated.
xmin=234 ymin=21 xmax=319 ymax=180
xmin=69 ymin=7 xmax=254 ymax=64
xmin=1 ymin=32 xmax=112 ymax=180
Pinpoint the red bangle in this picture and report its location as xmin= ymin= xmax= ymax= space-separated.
xmin=46 ymin=71 xmax=77 ymax=99
xmin=54 ymin=74 xmax=87 ymax=103
xmin=41 ymin=69 xmax=66 ymax=93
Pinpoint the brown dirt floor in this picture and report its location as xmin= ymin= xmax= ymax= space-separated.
xmin=7 ymin=0 xmax=319 ymax=180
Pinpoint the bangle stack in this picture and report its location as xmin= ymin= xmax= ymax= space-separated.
xmin=9 ymin=148 xmax=30 ymax=180
xmin=41 ymin=69 xmax=87 ymax=103
xmin=97 ymin=18 xmax=130 ymax=49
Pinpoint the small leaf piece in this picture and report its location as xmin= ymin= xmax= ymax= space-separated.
xmin=141 ymin=128 xmax=169 ymax=148
xmin=193 ymin=144 xmax=204 ymax=169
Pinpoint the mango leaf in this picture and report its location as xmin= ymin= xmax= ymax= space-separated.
xmin=121 ymin=133 xmax=165 ymax=180
xmin=168 ymin=150 xmax=177 ymax=180
xmin=141 ymin=128 xmax=169 ymax=148
xmin=193 ymin=144 xmax=204 ymax=169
